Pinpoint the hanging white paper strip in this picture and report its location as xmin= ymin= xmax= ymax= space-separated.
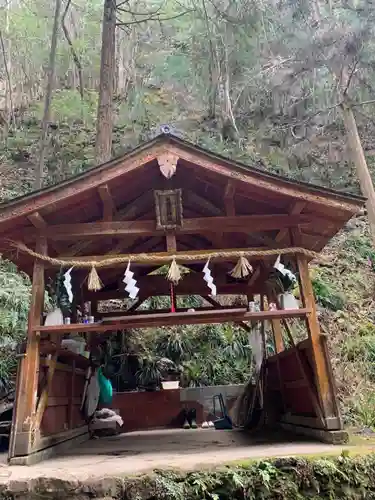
xmin=63 ymin=267 xmax=74 ymax=303
xmin=122 ymin=262 xmax=139 ymax=299
xmin=202 ymin=259 xmax=217 ymax=296
xmin=274 ymin=255 xmax=297 ymax=283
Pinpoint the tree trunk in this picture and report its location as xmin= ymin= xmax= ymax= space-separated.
xmin=0 ymin=0 xmax=13 ymax=143
xmin=341 ymin=101 xmax=375 ymax=244
xmin=95 ymin=0 xmax=116 ymax=166
xmin=35 ymin=0 xmax=62 ymax=190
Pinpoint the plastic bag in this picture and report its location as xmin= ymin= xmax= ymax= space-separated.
xmin=98 ymin=367 xmax=113 ymax=405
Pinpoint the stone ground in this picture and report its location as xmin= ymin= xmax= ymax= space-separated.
xmin=0 ymin=428 xmax=368 ymax=486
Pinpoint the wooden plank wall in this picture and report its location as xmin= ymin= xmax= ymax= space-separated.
xmin=39 ymin=361 xmax=86 ymax=436
xmin=266 ymin=336 xmax=341 ymax=429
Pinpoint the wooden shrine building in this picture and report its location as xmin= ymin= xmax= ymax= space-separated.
xmin=0 ymin=134 xmax=364 ymax=464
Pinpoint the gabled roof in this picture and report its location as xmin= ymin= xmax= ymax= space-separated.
xmin=0 ymin=133 xmax=364 ymax=280
xmin=0 ymin=133 xmax=364 ymax=215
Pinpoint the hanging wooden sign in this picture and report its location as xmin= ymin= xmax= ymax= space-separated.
xmin=154 ymin=189 xmax=183 ymax=230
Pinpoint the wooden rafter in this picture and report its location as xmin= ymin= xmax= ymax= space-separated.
xmin=32 ymin=214 xmax=316 ymax=241
xmin=185 ymin=189 xmax=222 ymax=216
xmin=98 ymin=184 xmax=116 ymax=221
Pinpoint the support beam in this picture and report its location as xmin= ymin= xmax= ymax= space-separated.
xmin=98 ymin=184 xmax=116 ymax=221
xmin=224 ymin=180 xmax=236 ymax=216
xmin=63 ymin=190 xmax=154 ymax=257
xmin=33 ymin=335 xmax=63 ymax=442
xmin=39 ymin=214 xmax=315 ymax=241
xmin=276 ymin=201 xmax=307 ymax=244
xmin=166 ymin=233 xmax=177 ymax=252
xmin=296 ymin=255 xmax=334 ymax=419
xmin=202 ymin=295 xmax=251 ymax=332
xmin=281 ymin=317 xmax=325 ymax=427
xmin=14 ymin=237 xmax=47 ymax=456
xmin=35 ymin=308 xmax=310 ymax=334
xmin=185 ymin=190 xmax=222 ymax=216
xmin=27 ymin=212 xmax=61 ymax=255
xmin=267 ymin=294 xmax=285 ymax=353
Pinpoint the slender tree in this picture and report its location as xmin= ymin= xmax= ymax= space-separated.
xmin=35 ymin=0 xmax=62 ymax=189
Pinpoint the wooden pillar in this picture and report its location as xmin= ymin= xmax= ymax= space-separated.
xmin=266 ymin=295 xmax=284 ymax=353
xmin=13 ymin=237 xmax=47 ymax=456
xmin=297 ymin=255 xmax=334 ymax=419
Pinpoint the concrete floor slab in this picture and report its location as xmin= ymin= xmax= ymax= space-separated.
xmin=0 ymin=428 xmax=360 ymax=485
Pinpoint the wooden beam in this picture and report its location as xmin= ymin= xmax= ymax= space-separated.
xmin=185 ymin=190 xmax=222 ymax=216
xmin=33 ymin=336 xmax=63 ymax=439
xmin=39 ymin=214 xmax=315 ymax=240
xmin=0 ymin=144 xmax=165 ymax=226
xmin=267 ymin=294 xmax=284 ymax=353
xmin=202 ymin=295 xmax=251 ymax=332
xmin=166 ymin=233 xmax=177 ymax=252
xmin=27 ymin=212 xmax=48 ymax=230
xmin=98 ymin=184 xmax=116 ymax=221
xmin=167 ymin=144 xmax=361 ymax=213
xmin=14 ymin=237 xmax=46 ymax=456
xmin=281 ymin=317 xmax=325 ymax=427
xmin=35 ymin=308 xmax=310 ymax=334
xmin=224 ymin=180 xmax=236 ymax=216
xmin=296 ymin=255 xmax=334 ymax=420
xmin=68 ymin=361 xmax=76 ymax=429
xmin=275 ymin=201 xmax=307 ymax=243
xmin=27 ymin=212 xmax=62 ymax=255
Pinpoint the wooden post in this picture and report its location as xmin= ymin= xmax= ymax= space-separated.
xmin=296 ymin=255 xmax=334 ymax=419
xmin=13 ymin=237 xmax=47 ymax=456
xmin=68 ymin=361 xmax=76 ymax=429
xmin=267 ymin=294 xmax=284 ymax=353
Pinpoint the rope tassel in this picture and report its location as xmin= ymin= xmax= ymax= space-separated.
xmin=87 ymin=265 xmax=103 ymax=291
xmin=167 ymin=258 xmax=182 ymax=284
xmin=230 ymin=254 xmax=253 ymax=279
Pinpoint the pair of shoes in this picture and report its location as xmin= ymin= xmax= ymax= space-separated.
xmin=182 ymin=408 xmax=197 ymax=429
xmin=202 ymin=421 xmax=215 ymax=429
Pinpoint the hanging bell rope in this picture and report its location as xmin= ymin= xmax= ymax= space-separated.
xmin=230 ymin=254 xmax=254 ymax=279
xmin=167 ymin=257 xmax=182 ymax=284
xmin=87 ymin=266 xmax=103 ymax=291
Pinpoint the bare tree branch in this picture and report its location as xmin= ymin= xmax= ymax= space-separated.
xmin=116 ymin=9 xmax=192 ymax=26
xmin=351 ymin=99 xmax=375 ymax=108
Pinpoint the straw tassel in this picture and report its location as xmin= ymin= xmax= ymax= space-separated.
xmin=167 ymin=258 xmax=182 ymax=284
xmin=230 ymin=254 xmax=253 ymax=279
xmin=87 ymin=265 xmax=103 ymax=291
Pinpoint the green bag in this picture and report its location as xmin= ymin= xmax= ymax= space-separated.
xmin=98 ymin=367 xmax=113 ymax=405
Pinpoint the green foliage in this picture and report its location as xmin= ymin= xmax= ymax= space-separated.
xmin=30 ymin=90 xmax=98 ymax=126
xmin=312 ymin=276 xmax=346 ymax=311
xmin=344 ymin=235 xmax=375 ymax=269
xmin=342 ymin=335 xmax=375 ymax=381
xmin=101 ymin=455 xmax=375 ymax=500
xmin=345 ymin=392 xmax=375 ymax=428
xmin=0 ymin=260 xmax=31 ymax=392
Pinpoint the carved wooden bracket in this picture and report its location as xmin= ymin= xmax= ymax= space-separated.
xmin=157 ymin=153 xmax=179 ymax=179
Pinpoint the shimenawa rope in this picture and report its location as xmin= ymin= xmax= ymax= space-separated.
xmin=9 ymin=240 xmax=320 ymax=269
